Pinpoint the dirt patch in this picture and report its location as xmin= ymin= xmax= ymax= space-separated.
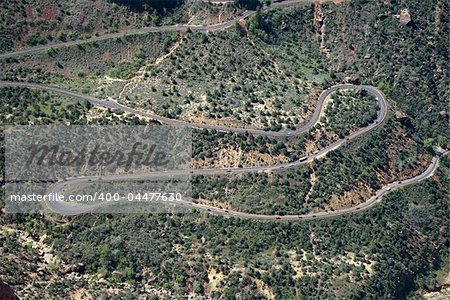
xmin=251 ymin=277 xmax=275 ymax=300
xmin=155 ymin=36 xmax=184 ymax=65
xmin=325 ymin=181 xmax=372 ymax=210
xmin=193 ymin=146 xmax=289 ymax=169
xmin=206 ymin=267 xmax=225 ymax=293
xmin=67 ymin=288 xmax=93 ymax=300
xmin=41 ymin=5 xmax=59 ymax=21
xmin=195 ymin=198 xmax=233 ymax=210
xmin=24 ymin=5 xmax=36 ymax=21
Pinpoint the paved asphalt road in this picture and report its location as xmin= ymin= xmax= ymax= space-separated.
xmin=0 ymin=0 xmax=314 ymax=59
xmin=45 ymin=150 xmax=445 ymax=219
xmin=1 ymin=0 xmax=445 ymax=219
xmin=1 ymin=80 xmax=445 ymax=220
xmin=0 ymin=11 xmax=254 ymax=59
xmin=0 ymin=81 xmax=386 ymax=137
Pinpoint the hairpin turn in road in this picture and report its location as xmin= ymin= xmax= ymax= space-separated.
xmin=0 ymin=80 xmax=445 ymax=220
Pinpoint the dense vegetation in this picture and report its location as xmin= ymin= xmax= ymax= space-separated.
xmin=0 ymin=3 xmax=328 ymax=131
xmin=322 ymin=89 xmax=378 ymax=138
xmin=0 ymin=87 xmax=152 ymax=126
xmin=320 ymin=0 xmax=449 ymax=141
xmin=111 ymin=0 xmax=184 ymax=12
xmin=247 ymin=0 xmax=448 ymax=142
xmin=0 ymin=32 xmax=178 ymax=89
xmin=0 ymin=0 xmax=242 ymax=53
xmin=237 ymin=0 xmax=263 ymax=10
xmin=192 ymin=89 xmax=379 ymax=169
xmin=1 ymin=162 xmax=448 ymax=298
xmin=192 ymin=116 xmax=431 ymax=215
xmin=0 ymin=0 xmax=448 ymax=299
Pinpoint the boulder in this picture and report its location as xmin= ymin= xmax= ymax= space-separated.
xmin=398 ymin=9 xmax=412 ymax=25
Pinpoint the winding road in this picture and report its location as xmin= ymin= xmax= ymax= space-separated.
xmin=0 ymin=81 xmax=385 ymax=137
xmin=0 ymin=12 xmax=254 ymax=60
xmin=1 ymin=0 xmax=446 ymax=220
xmin=1 ymin=80 xmax=445 ymax=219
xmin=0 ymin=0 xmax=315 ymax=60
xmin=45 ymin=146 xmax=444 ymax=220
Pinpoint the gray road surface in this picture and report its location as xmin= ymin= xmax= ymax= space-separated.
xmin=1 ymin=80 xmax=442 ymax=220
